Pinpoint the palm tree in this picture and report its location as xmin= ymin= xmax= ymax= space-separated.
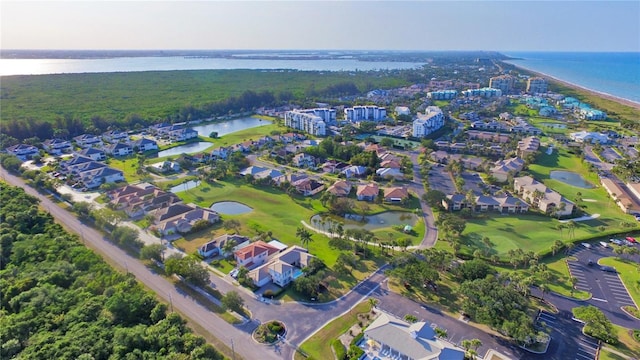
xmin=470 ymin=339 xmax=482 ymax=351
xmin=368 ymin=298 xmax=378 ymax=313
xmin=539 ymin=283 xmax=549 ymax=300
xmin=296 ymin=226 xmax=313 ymax=250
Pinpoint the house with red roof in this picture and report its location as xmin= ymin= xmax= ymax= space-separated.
xmin=233 ymin=240 xmax=281 ymax=269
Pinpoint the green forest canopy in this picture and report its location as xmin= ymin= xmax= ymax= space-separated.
xmin=0 ymin=183 xmax=224 ymax=360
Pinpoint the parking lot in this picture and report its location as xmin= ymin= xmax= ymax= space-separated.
xmin=428 ymin=165 xmax=457 ymax=195
xmin=566 ymin=245 xmax=638 ymax=307
xmin=535 ymin=310 xmax=599 ymax=360
xmin=461 ymin=171 xmax=486 ymax=195
xmin=600 ymin=147 xmax=622 ymax=163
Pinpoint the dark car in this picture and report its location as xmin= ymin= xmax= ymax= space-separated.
xmin=600 ymin=266 xmax=617 ymax=273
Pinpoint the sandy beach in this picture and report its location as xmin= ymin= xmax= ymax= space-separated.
xmin=506 ymin=62 xmax=640 ymax=111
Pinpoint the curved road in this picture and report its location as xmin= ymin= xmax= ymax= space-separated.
xmin=395 ymin=148 xmax=438 ymax=248
xmin=1 ymin=166 xmax=388 ymax=360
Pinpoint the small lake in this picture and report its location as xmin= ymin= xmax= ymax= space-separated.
xmin=210 ymin=201 xmax=253 ymax=215
xmin=310 ymin=211 xmax=418 ymax=232
xmin=169 ymin=180 xmax=201 ymax=193
xmin=550 ymin=171 xmax=594 ymax=188
xmin=158 ymin=142 xmax=212 ymax=157
xmin=192 ymin=117 xmax=269 ymax=137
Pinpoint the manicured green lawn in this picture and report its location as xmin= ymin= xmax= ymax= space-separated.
xmin=601 ymin=324 xmax=640 ymax=359
xmin=108 ymin=157 xmax=153 ymax=183
xmin=297 ymin=301 xmax=371 ymax=360
xmin=598 ymin=257 xmax=640 ymax=306
xmin=539 ymin=253 xmax=590 ymax=300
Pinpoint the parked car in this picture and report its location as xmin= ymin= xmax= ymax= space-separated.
xmin=229 ymin=268 xmax=239 ymax=278
xmin=600 ymin=266 xmax=617 ymax=273
xmin=610 ymin=238 xmax=624 ymax=245
xmin=581 ymin=242 xmax=592 ymax=249
xmin=625 ymin=236 xmax=637 ymax=243
xmin=587 ymin=259 xmax=594 ymax=266
xmin=599 ymin=241 xmax=609 ymax=248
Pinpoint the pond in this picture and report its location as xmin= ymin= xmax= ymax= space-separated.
xmin=550 ymin=171 xmax=594 ymax=189
xmin=210 ymin=201 xmax=253 ymax=215
xmin=192 ymin=117 xmax=269 ymax=137
xmin=169 ymin=180 xmax=201 ymax=193
xmin=309 ymin=211 xmax=418 ymax=232
xmin=157 ymin=142 xmax=212 ymax=157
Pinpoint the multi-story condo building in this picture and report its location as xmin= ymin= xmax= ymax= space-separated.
xmin=461 ymin=87 xmax=502 ymax=98
xmin=344 ymin=106 xmax=387 ymax=122
xmin=427 ymin=90 xmax=458 ymax=100
xmin=293 ymin=108 xmax=336 ymax=124
xmin=489 ymin=75 xmax=516 ymax=93
xmin=526 ymin=77 xmax=548 ymax=94
xmin=284 ymin=110 xmax=326 ymax=136
xmin=412 ymin=106 xmax=445 ymax=138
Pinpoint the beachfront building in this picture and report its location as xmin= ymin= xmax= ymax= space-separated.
xmin=578 ymin=108 xmax=607 ymax=120
xmin=461 ymin=87 xmax=502 ymax=98
xmin=412 ymin=106 xmax=445 ymax=138
xmin=344 ymin=105 xmax=387 ymax=122
xmin=526 ymin=77 xmax=548 ymax=94
xmin=427 ymin=90 xmax=458 ymax=100
xmin=489 ymin=75 xmax=516 ymax=93
xmin=284 ymin=110 xmax=327 ymax=136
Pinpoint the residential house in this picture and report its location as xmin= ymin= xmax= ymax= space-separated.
xmin=341 ymin=165 xmax=367 ymax=179
xmin=105 ymin=142 xmax=134 ymax=157
xmin=42 ymin=139 xmax=72 ymax=154
xmin=364 ymin=312 xmax=464 ymax=360
xmin=6 ymin=144 xmax=39 ymax=160
xmin=109 ymin=184 xmax=181 ymax=218
xmin=157 ymin=206 xmax=220 ymax=236
xmin=292 ymin=153 xmax=315 ymax=168
xmin=233 ymin=240 xmax=281 ymax=269
xmin=491 ymin=157 xmax=525 ymax=182
xmin=248 ymin=246 xmax=315 ymax=287
xmin=73 ymin=134 xmax=103 ymax=148
xmin=601 ymin=178 xmax=637 ymax=214
xmin=151 ymin=161 xmax=181 ymax=173
xmin=102 ymin=130 xmax=129 ymax=143
xmin=376 ymin=168 xmax=404 ymax=180
xmin=570 ymin=131 xmax=610 ymax=144
xmin=170 ymin=128 xmax=199 ymax=141
xmin=357 ymin=183 xmax=379 ymax=201
xmin=198 ymin=234 xmax=251 ymax=258
xmin=79 ymin=166 xmax=125 ymax=189
xmin=210 ymin=147 xmax=230 ymax=160
xmin=518 ymin=136 xmax=541 ymax=157
xmin=383 ymin=187 xmax=409 ymax=202
xmin=79 ymin=147 xmax=106 ymax=161
xmin=133 ymin=138 xmax=159 ymax=152
xmin=321 ymin=160 xmax=349 ymax=174
xmin=380 ymin=159 xmax=402 ymax=169
xmin=514 ymin=176 xmax=574 ymax=216
xmin=326 ymin=180 xmax=352 ymax=197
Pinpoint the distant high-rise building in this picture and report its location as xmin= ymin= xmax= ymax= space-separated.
xmin=427 ymin=90 xmax=458 ymax=100
xmin=284 ymin=110 xmax=327 ymax=136
xmin=412 ymin=106 xmax=445 ymax=138
xmin=489 ymin=75 xmax=516 ymax=93
xmin=526 ymin=77 xmax=548 ymax=94
xmin=344 ymin=106 xmax=387 ymax=122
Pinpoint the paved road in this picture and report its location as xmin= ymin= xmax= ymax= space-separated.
xmin=394 ymin=148 xmax=438 ymax=248
xmin=0 ymin=168 xmax=283 ymax=360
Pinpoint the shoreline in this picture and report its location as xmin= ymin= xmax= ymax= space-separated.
xmin=504 ymin=61 xmax=640 ymax=111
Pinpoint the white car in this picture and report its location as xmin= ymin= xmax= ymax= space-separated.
xmin=609 ymin=238 xmax=623 ymax=245
xmin=581 ymin=243 xmax=592 ymax=249
xmin=599 ymin=241 xmax=609 ymax=248
xmin=229 ymin=269 xmax=239 ymax=278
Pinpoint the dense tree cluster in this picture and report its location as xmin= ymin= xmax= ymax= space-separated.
xmin=459 ymin=275 xmax=538 ymax=343
xmin=0 ymin=184 xmax=223 ymax=359
xmin=572 ymin=306 xmax=618 ymax=344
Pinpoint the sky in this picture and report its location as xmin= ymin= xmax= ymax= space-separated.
xmin=1 ymin=1 xmax=639 ymax=52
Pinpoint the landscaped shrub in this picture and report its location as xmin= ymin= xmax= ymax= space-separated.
xmin=331 ymin=339 xmax=347 ymax=360
xmin=349 ymin=332 xmax=364 ymax=346
xmin=263 ymin=289 xmax=275 ymax=298
xmin=347 ymin=345 xmax=364 ymax=360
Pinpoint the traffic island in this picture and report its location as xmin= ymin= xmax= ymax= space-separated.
xmin=253 ymin=320 xmax=286 ymax=345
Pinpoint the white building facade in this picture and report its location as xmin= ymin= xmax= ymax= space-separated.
xmin=412 ymin=106 xmax=445 ymax=137
xmin=344 ymin=106 xmax=387 ymax=122
xmin=284 ymin=111 xmax=327 ymax=136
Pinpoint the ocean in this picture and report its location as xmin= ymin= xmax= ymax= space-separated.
xmin=503 ymin=52 xmax=640 ymax=104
